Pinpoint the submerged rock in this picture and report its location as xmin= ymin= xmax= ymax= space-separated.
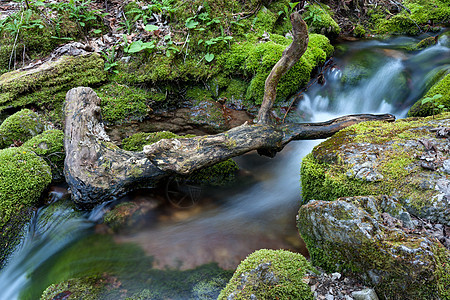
xmin=301 ymin=114 xmax=450 ymax=225
xmin=297 ymin=195 xmax=450 ymax=299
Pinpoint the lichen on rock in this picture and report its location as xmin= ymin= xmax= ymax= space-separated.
xmin=297 ymin=195 xmax=450 ymax=299
xmin=218 ymin=249 xmax=315 ymax=300
xmin=301 ymin=114 xmax=450 ymax=225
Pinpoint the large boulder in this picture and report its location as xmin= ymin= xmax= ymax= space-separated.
xmin=297 ymin=195 xmax=450 ymax=299
xmin=301 ymin=113 xmax=450 ymax=225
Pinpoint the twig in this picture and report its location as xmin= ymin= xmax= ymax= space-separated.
xmin=9 ymin=11 xmax=24 ymax=70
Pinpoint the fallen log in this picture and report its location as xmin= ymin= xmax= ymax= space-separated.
xmin=63 ymin=12 xmax=395 ymax=207
xmin=64 ymin=86 xmax=394 ymax=208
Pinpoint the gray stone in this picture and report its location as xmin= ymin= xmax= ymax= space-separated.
xmin=351 ymin=288 xmax=379 ymax=300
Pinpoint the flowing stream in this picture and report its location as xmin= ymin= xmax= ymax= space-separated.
xmin=0 ymin=33 xmax=449 ymax=299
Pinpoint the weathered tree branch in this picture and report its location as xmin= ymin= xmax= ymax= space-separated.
xmin=257 ymin=12 xmax=309 ymax=124
xmin=63 ymin=13 xmax=396 ymax=208
xmin=63 ymin=87 xmax=394 ymax=207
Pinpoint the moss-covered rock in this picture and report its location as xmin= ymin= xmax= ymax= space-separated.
xmin=22 ymin=129 xmax=65 ymax=180
xmin=372 ymin=0 xmax=450 ymax=36
xmin=219 ymin=33 xmax=333 ymax=104
xmin=40 ymin=276 xmax=109 ymax=300
xmin=0 ymin=108 xmax=44 ymax=148
xmin=301 ymin=114 xmax=450 ymax=225
xmin=95 ymin=83 xmax=151 ymax=125
xmin=303 ymin=3 xmax=341 ymax=38
xmin=0 ymin=54 xmax=106 ymax=123
xmin=297 ymin=195 xmax=450 ymax=299
xmin=408 ymin=73 xmax=450 ymax=117
xmin=218 ymin=249 xmax=314 ymax=299
xmin=0 ymin=147 xmax=52 ymax=267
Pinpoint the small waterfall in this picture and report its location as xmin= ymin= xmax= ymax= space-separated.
xmin=0 ymin=197 xmax=97 ymax=299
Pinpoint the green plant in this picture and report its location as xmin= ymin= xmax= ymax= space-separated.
xmin=102 ymin=47 xmax=119 ymax=74
xmin=278 ymin=1 xmax=300 ymax=20
xmin=303 ymin=4 xmax=323 ymax=23
xmin=421 ymin=94 xmax=445 ymax=115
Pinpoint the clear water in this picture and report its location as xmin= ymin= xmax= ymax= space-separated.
xmin=0 ymin=33 xmax=449 ymax=299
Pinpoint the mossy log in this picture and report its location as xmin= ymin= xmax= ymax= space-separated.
xmin=64 ymin=86 xmax=394 ymax=207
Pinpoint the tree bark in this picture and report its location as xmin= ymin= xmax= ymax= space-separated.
xmin=64 ymin=87 xmax=394 ymax=207
xmin=257 ymin=13 xmax=309 ymax=124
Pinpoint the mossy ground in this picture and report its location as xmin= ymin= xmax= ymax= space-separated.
xmin=218 ymin=249 xmax=314 ymax=300
xmin=0 ymin=1 xmax=105 ymax=75
xmin=369 ymin=0 xmax=450 ymax=35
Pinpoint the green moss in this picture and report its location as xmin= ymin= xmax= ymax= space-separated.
xmin=22 ymin=129 xmax=65 ymax=180
xmin=372 ymin=0 xmax=450 ymax=36
xmin=415 ymin=36 xmax=438 ymax=50
xmin=218 ymin=249 xmax=314 ymax=300
xmin=409 ymin=73 xmax=450 ymax=117
xmin=219 ymin=33 xmax=333 ymax=104
xmin=353 ymin=24 xmax=366 ymax=37
xmin=0 ymin=109 xmax=44 ymax=149
xmin=0 ymin=54 xmax=106 ymax=123
xmin=95 ymin=83 xmax=150 ymax=125
xmin=434 ymin=244 xmax=450 ymax=299
xmin=189 ymin=159 xmax=239 ymax=186
xmin=0 ymin=147 xmax=51 ymax=267
xmin=303 ymin=4 xmax=341 ymax=38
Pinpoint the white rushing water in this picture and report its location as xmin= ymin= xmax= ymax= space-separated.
xmin=0 ymin=35 xmax=449 ymax=299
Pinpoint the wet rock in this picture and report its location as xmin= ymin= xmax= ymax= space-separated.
xmin=103 ymin=197 xmax=160 ymax=233
xmin=297 ymin=195 xmax=450 ymax=299
xmin=301 ymin=115 xmax=450 ymax=225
